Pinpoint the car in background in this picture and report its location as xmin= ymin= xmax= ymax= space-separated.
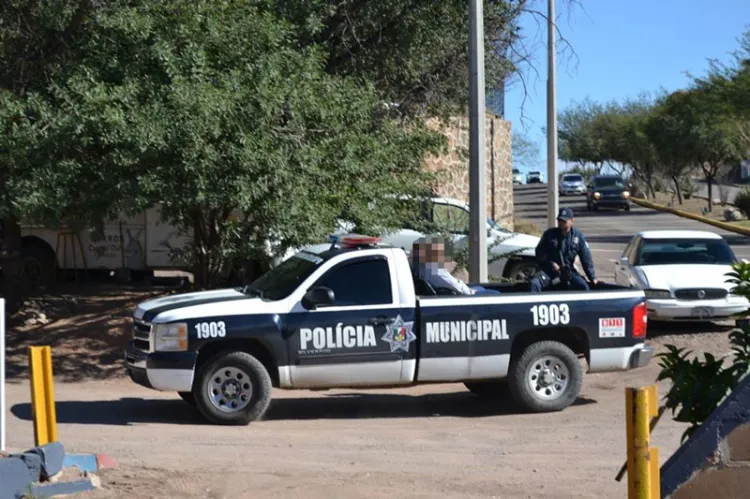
xmin=559 ymin=173 xmax=586 ymax=196
xmin=512 ymin=168 xmax=523 ymax=184
xmin=613 ymin=230 xmax=749 ymax=321
xmin=586 ymin=175 xmax=631 ymax=211
xmin=281 ymin=196 xmax=542 ymax=282
xmin=526 ymin=171 xmax=543 ymax=184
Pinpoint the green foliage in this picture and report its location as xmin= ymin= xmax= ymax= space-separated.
xmin=656 ymin=260 xmax=750 ymax=442
xmin=734 ymin=187 xmax=750 ymax=218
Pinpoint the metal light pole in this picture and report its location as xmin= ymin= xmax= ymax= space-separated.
xmin=546 ymin=0 xmax=559 ymax=228
xmin=468 ymin=0 xmax=488 ymax=283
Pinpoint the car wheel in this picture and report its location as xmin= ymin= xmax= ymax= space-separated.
xmin=193 ymin=351 xmax=273 ymax=425
xmin=624 ymin=204 xmax=631 ymax=211
xmin=505 ymin=260 xmax=538 ymax=282
xmin=507 ymin=341 xmax=582 ymax=413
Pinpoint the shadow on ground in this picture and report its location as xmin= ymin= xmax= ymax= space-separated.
xmin=10 ymin=391 xmax=597 ymax=425
xmin=4 ymin=281 xmax=177 ymax=383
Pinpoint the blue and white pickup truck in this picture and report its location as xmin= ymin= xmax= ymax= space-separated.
xmin=125 ymin=234 xmax=653 ymax=425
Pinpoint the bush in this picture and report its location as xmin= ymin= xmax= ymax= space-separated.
xmin=734 ymin=187 xmax=750 ymax=218
xmin=656 ymin=260 xmax=750 ymax=442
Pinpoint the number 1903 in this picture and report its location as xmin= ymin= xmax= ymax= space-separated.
xmin=195 ymin=321 xmax=227 ymax=339
xmin=530 ymin=303 xmax=570 ymax=326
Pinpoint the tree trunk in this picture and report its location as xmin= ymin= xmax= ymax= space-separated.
xmin=192 ymin=211 xmax=209 ymax=289
xmin=706 ymin=177 xmax=713 ymax=212
xmin=671 ymin=176 xmax=684 ymax=205
xmin=0 ymin=216 xmax=24 ymax=314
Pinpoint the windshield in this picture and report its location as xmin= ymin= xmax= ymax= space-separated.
xmin=563 ymin=174 xmax=583 ymax=182
xmin=242 ymin=251 xmax=324 ymax=300
xmin=487 ymin=217 xmax=509 ymax=233
xmin=593 ymin=177 xmax=626 ymax=188
xmin=512 ymin=168 xmax=520 ymax=174
xmin=637 ymin=238 xmax=737 ymax=266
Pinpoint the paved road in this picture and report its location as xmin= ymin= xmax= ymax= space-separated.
xmin=513 ymin=184 xmax=750 ymax=281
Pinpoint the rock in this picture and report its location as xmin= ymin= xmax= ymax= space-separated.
xmin=724 ymin=208 xmax=743 ymax=221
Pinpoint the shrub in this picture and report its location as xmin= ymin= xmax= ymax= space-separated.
xmin=734 ymin=187 xmax=750 ymax=218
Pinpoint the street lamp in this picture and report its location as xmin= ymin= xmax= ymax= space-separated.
xmin=546 ymin=0 xmax=559 ymax=228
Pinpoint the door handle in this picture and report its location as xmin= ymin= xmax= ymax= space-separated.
xmin=369 ymin=316 xmax=395 ymax=325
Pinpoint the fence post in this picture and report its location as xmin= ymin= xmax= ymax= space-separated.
xmin=626 ymin=385 xmax=660 ymax=499
xmin=28 ymin=345 xmax=58 ymax=446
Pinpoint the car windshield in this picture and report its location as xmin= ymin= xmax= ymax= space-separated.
xmin=487 ymin=217 xmax=509 ymax=233
xmin=241 ymin=251 xmax=325 ymax=300
xmin=594 ymin=177 xmax=626 ymax=188
xmin=563 ymin=174 xmax=583 ymax=182
xmin=512 ymin=169 xmax=520 ymax=174
xmin=637 ymin=238 xmax=737 ymax=266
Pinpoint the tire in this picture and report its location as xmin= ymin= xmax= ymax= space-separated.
xmin=178 ymin=392 xmax=195 ymax=405
xmin=624 ymin=204 xmax=631 ymax=211
xmin=507 ymin=341 xmax=582 ymax=413
xmin=21 ymin=242 xmax=56 ymax=286
xmin=464 ymin=380 xmax=508 ymax=397
xmin=193 ymin=351 xmax=273 ymax=425
xmin=505 ymin=260 xmax=538 ymax=282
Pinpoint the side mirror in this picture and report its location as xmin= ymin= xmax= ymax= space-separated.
xmin=620 ymin=256 xmax=629 ymax=265
xmin=302 ymin=286 xmax=335 ymax=310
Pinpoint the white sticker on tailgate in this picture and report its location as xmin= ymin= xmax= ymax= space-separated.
xmin=599 ymin=317 xmax=626 ymax=338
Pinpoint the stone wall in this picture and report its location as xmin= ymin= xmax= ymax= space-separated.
xmin=661 ymin=373 xmax=750 ymax=498
xmin=422 ymin=115 xmax=514 ymax=231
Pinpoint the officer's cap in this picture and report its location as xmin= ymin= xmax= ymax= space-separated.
xmin=557 ymin=207 xmax=574 ymax=221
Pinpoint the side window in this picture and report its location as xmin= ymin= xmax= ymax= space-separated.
xmin=432 ymin=203 xmax=470 ymax=235
xmin=315 ymin=258 xmax=393 ymax=307
xmin=628 ymin=238 xmax=642 ymax=264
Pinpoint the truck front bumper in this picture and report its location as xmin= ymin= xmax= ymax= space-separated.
xmin=124 ymin=340 xmax=197 ymax=392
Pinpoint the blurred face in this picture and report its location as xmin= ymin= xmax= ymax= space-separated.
xmin=426 ymin=241 xmax=446 ymax=265
xmin=557 ymin=217 xmax=573 ymax=234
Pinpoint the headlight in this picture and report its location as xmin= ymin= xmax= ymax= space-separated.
xmin=153 ymin=322 xmax=188 ymax=351
xmin=622 ymin=190 xmax=630 ymax=198
xmin=644 ymin=289 xmax=671 ymax=299
xmin=593 ymin=192 xmax=600 ymax=199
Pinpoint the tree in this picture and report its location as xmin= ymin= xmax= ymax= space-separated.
xmin=512 ymin=131 xmax=540 ymax=171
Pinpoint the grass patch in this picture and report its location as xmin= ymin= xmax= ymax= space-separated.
xmin=514 ymin=217 xmax=542 ymax=236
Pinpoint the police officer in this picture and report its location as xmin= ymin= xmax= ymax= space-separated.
xmin=529 ymin=207 xmax=598 ymax=292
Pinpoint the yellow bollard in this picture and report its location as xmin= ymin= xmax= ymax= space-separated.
xmin=28 ymin=346 xmax=58 ymax=446
xmin=625 ymin=386 xmax=660 ymax=499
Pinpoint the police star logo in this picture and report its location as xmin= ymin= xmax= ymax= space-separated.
xmin=381 ymin=315 xmax=416 ymax=353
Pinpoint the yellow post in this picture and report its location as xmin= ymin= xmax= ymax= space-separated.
xmin=625 ymin=386 xmax=660 ymax=499
xmin=28 ymin=346 xmax=58 ymax=446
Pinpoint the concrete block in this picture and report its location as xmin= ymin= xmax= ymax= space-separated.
xmin=10 ymin=450 xmax=42 ymax=483
xmin=0 ymin=456 xmax=34 ymax=499
xmin=33 ymin=441 xmax=65 ymax=479
xmin=30 ymin=478 xmax=96 ymax=497
xmin=62 ymin=454 xmax=98 ymax=473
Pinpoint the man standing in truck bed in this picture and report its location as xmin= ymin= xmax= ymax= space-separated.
xmin=529 ymin=207 xmax=599 ymax=292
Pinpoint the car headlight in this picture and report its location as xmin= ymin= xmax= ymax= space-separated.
xmin=593 ymin=192 xmax=600 ymax=199
xmin=153 ymin=322 xmax=188 ymax=351
xmin=644 ymin=289 xmax=671 ymax=299
xmin=622 ymin=190 xmax=630 ymax=199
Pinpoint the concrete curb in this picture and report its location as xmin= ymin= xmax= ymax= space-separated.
xmin=660 ymin=371 xmax=750 ymax=497
xmin=631 ymin=197 xmax=750 ymax=237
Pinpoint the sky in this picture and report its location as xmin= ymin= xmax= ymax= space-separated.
xmin=503 ymin=0 xmax=750 ymax=176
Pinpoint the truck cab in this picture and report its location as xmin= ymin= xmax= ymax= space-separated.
xmin=125 ymin=234 xmax=653 ymax=425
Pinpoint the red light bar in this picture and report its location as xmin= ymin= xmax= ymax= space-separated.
xmin=332 ymin=233 xmax=382 ymax=248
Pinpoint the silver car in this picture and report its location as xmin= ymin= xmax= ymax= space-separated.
xmin=559 ymin=173 xmax=586 ymax=196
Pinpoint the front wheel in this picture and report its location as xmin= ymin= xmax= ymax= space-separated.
xmin=193 ymin=351 xmax=273 ymax=425
xmin=507 ymin=341 xmax=582 ymax=413
xmin=505 ymin=260 xmax=538 ymax=282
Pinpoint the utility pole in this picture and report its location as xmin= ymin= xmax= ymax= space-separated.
xmin=468 ymin=0 xmax=488 ymax=283
xmin=546 ymin=0 xmax=559 ymax=227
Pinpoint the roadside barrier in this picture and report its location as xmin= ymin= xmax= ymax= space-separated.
xmin=631 ymin=197 xmax=750 ymax=237
xmin=616 ymin=385 xmax=663 ymax=498
xmin=28 ymin=345 xmax=58 ymax=446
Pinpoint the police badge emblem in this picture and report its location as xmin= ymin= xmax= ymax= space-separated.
xmin=381 ymin=315 xmax=417 ymax=353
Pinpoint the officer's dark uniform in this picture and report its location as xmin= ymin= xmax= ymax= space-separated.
xmin=529 ymin=207 xmax=596 ymax=292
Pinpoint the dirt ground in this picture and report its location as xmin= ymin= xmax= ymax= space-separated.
xmin=649 ymin=191 xmax=749 ymax=227
xmin=2 ymin=281 xmax=741 ymax=498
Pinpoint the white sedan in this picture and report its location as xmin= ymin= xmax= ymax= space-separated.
xmin=613 ymin=230 xmax=749 ymax=321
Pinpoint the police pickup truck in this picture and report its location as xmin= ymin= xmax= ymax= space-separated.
xmin=125 ymin=234 xmax=653 ymax=425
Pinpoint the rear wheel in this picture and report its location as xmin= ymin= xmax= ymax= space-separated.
xmin=505 ymin=260 xmax=538 ymax=282
xmin=508 ymin=341 xmax=582 ymax=413
xmin=193 ymin=351 xmax=273 ymax=425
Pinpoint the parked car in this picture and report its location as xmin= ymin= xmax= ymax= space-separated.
xmin=526 ymin=171 xmax=543 ymax=184
xmin=125 ymin=234 xmax=653 ymax=425
xmin=613 ymin=230 xmax=749 ymax=321
xmin=586 ymin=175 xmax=631 ymax=211
xmin=280 ymin=196 xmax=543 ymax=282
xmin=559 ymin=173 xmax=586 ymax=196
xmin=512 ymin=168 xmax=524 ymax=185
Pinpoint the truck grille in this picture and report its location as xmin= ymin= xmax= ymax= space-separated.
xmin=674 ymin=288 xmax=727 ymax=300
xmin=132 ymin=318 xmax=152 ymax=352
